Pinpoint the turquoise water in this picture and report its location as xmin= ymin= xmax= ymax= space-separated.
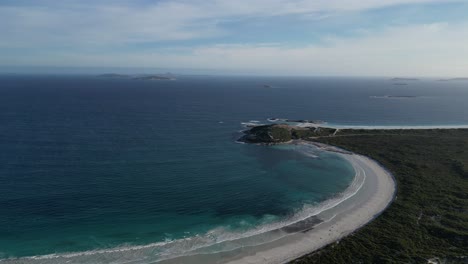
xmin=1 ymin=75 xmax=467 ymax=262
xmin=0 ymin=76 xmax=357 ymax=261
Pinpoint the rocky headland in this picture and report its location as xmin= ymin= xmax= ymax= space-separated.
xmin=239 ymin=124 xmax=336 ymax=144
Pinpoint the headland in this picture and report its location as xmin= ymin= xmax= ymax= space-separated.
xmin=237 ymin=121 xmax=468 ymax=263
xmin=228 ymin=123 xmax=396 ymax=263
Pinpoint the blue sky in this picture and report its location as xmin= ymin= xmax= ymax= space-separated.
xmin=1 ymin=0 xmax=468 ymax=76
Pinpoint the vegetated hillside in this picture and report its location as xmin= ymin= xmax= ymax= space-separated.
xmin=293 ymin=129 xmax=468 ymax=264
xmin=240 ymin=124 xmax=336 ymax=143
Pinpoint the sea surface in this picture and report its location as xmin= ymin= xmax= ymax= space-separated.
xmin=0 ymin=75 xmax=467 ymax=262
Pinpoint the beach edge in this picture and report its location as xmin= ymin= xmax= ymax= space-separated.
xmin=225 ymin=144 xmax=397 ymax=264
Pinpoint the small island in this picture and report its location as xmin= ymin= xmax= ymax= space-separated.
xmin=97 ymin=73 xmax=129 ymax=78
xmin=133 ymin=75 xmax=175 ymax=81
xmin=97 ymin=73 xmax=176 ymax=80
xmin=370 ymin=95 xmax=418 ymax=99
xmin=239 ymin=124 xmax=336 ymax=143
xmin=390 ymin=77 xmax=419 ymax=81
xmin=438 ymin=78 xmax=468 ymax=82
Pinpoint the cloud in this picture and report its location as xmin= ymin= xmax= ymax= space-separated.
xmin=1 ymin=1 xmax=467 ymax=76
xmin=178 ymin=22 xmax=467 ymax=77
xmin=0 ymin=0 xmax=463 ymax=47
xmin=3 ymin=21 xmax=467 ymax=77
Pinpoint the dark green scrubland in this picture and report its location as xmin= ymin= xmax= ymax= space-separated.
xmin=241 ymin=125 xmax=468 ymax=263
xmin=240 ymin=124 xmax=336 ymax=143
xmin=297 ymin=129 xmax=468 ymax=264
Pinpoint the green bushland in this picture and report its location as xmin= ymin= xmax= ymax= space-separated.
xmin=291 ymin=129 xmax=468 ymax=264
xmin=242 ymin=124 xmax=336 ymax=143
xmin=291 ymin=127 xmax=336 ymax=138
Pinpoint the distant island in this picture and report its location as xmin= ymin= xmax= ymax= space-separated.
xmin=133 ymin=75 xmax=175 ymax=81
xmin=438 ymin=78 xmax=468 ymax=82
xmin=370 ymin=95 xmax=418 ymax=99
xmin=239 ymin=124 xmax=336 ymax=144
xmin=97 ymin=73 xmax=129 ymax=78
xmin=390 ymin=77 xmax=419 ymax=81
xmin=97 ymin=73 xmax=176 ymax=81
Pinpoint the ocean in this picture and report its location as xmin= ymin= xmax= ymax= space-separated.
xmin=0 ymin=75 xmax=467 ymax=262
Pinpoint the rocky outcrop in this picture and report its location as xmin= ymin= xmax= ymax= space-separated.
xmin=239 ymin=124 xmax=337 ymax=144
xmin=239 ymin=124 xmax=292 ymax=143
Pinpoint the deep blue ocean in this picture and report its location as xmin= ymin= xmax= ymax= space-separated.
xmin=0 ymin=75 xmax=467 ymax=262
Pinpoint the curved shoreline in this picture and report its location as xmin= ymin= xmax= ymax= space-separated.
xmin=0 ymin=142 xmax=396 ymax=264
xmin=221 ymin=144 xmax=396 ymax=264
xmin=153 ymin=142 xmax=397 ymax=264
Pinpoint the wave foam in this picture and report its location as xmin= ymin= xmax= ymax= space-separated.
xmin=1 ymin=146 xmax=364 ymax=264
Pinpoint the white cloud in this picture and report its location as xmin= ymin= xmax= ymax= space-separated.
xmin=0 ymin=0 xmax=463 ymax=46
xmin=1 ymin=1 xmax=467 ymax=76
xmin=7 ymin=22 xmax=466 ymax=77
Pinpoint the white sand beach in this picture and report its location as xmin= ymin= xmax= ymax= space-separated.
xmin=221 ymin=150 xmax=396 ymax=264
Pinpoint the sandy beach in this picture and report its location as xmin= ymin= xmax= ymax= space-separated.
xmin=0 ymin=143 xmax=396 ymax=264
xmin=220 ymin=148 xmax=396 ymax=264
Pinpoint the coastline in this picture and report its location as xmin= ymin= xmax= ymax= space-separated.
xmin=222 ymin=143 xmax=396 ymax=264
xmin=0 ymin=138 xmax=396 ymax=264
xmin=155 ymin=141 xmax=396 ymax=264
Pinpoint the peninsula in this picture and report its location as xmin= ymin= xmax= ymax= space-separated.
xmin=370 ymin=95 xmax=419 ymax=99
xmin=238 ymin=123 xmax=468 ymax=264
xmin=239 ymin=124 xmax=336 ymax=143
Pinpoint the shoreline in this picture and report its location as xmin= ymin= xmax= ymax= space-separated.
xmin=221 ymin=143 xmax=396 ymax=264
xmin=154 ymin=141 xmax=396 ymax=264
xmin=0 ymin=141 xmax=396 ymax=264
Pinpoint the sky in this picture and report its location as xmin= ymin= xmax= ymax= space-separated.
xmin=1 ymin=0 xmax=468 ymax=76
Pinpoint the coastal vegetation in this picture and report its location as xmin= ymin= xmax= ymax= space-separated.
xmin=241 ymin=125 xmax=468 ymax=263
xmin=239 ymin=124 xmax=336 ymax=143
